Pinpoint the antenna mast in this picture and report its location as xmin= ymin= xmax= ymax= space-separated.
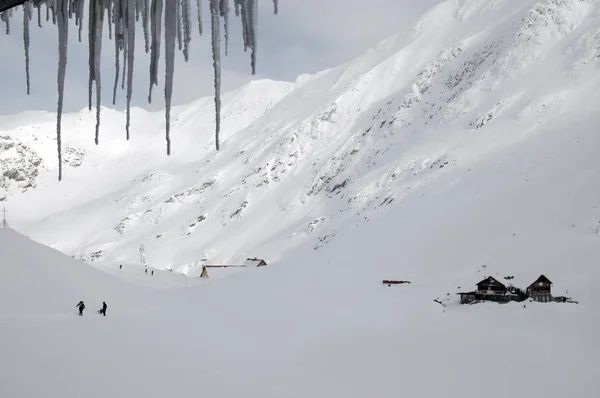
xmin=139 ymin=244 xmax=146 ymax=267
xmin=1 ymin=207 xmax=9 ymax=229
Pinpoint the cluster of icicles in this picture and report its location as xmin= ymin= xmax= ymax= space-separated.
xmin=0 ymin=0 xmax=278 ymax=180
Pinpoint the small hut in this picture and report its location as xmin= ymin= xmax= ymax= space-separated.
xmin=244 ymin=257 xmax=267 ymax=267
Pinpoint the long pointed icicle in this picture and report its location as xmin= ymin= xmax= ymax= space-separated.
xmin=250 ymin=0 xmax=257 ymax=74
xmin=88 ymin=0 xmax=96 ymax=111
xmin=219 ymin=0 xmax=228 ymax=56
xmin=23 ymin=1 xmax=31 ymax=95
xmin=56 ymin=0 xmax=69 ymax=181
xmin=164 ymin=0 xmax=176 ymax=155
xmin=148 ymin=0 xmax=162 ymax=103
xmin=196 ymin=0 xmax=202 ymax=35
xmin=209 ymin=0 xmax=221 ymax=150
xmin=1 ymin=10 xmax=10 ymax=34
xmin=182 ymin=0 xmax=191 ymax=60
xmin=112 ymin=0 xmax=121 ymax=105
xmin=36 ymin=2 xmax=42 ymax=27
xmin=142 ymin=0 xmax=149 ymax=52
xmin=77 ymin=0 xmax=84 ymax=43
xmin=107 ymin=0 xmax=112 ymax=39
xmin=126 ymin=0 xmax=136 ymax=140
xmin=176 ymin=0 xmax=182 ymax=51
xmin=88 ymin=0 xmax=104 ymax=144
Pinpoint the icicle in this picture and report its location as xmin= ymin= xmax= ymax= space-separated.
xmin=196 ymin=0 xmax=202 ymax=35
xmin=56 ymin=0 xmax=69 ymax=181
xmin=176 ymin=0 xmax=182 ymax=51
xmin=126 ymin=0 xmax=136 ymax=140
xmin=235 ymin=0 xmax=258 ymax=73
xmin=164 ymin=0 xmax=176 ymax=154
xmin=135 ymin=0 xmax=142 ymax=21
xmin=36 ymin=2 xmax=42 ymax=28
xmin=142 ymin=0 xmax=149 ymax=52
xmin=219 ymin=0 xmax=228 ymax=56
xmin=148 ymin=0 xmax=162 ymax=103
xmin=112 ymin=0 xmax=122 ymax=105
xmin=52 ymin=1 xmax=57 ymax=24
xmin=209 ymin=0 xmax=220 ymax=150
xmin=1 ymin=10 xmax=10 ymax=34
xmin=23 ymin=2 xmax=31 ymax=95
xmin=88 ymin=0 xmax=96 ymax=111
xmin=88 ymin=0 xmax=104 ymax=144
xmin=249 ymin=0 xmax=257 ymax=74
xmin=121 ymin=7 xmax=127 ymax=91
xmin=273 ymin=0 xmax=278 ymax=15
xmin=107 ymin=0 xmax=112 ymax=39
xmin=77 ymin=0 xmax=84 ymax=43
xmin=182 ymin=0 xmax=191 ymax=60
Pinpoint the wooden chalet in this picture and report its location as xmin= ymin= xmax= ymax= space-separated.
xmin=457 ymin=271 xmax=573 ymax=304
xmin=526 ymin=275 xmax=553 ymax=302
xmin=457 ymin=276 xmax=526 ymax=304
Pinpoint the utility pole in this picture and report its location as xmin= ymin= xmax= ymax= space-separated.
xmin=1 ymin=207 xmax=9 ymax=229
xmin=139 ymin=244 xmax=146 ymax=267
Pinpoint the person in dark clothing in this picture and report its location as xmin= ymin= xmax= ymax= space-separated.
xmin=145 ymin=268 xmax=148 ymax=274
xmin=151 ymin=270 xmax=154 ymax=276
xmin=76 ymin=301 xmax=85 ymax=316
xmin=101 ymin=301 xmax=107 ymax=316
xmin=119 ymin=264 xmax=122 ymax=270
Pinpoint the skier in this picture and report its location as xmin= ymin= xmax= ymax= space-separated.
xmin=99 ymin=301 xmax=107 ymax=316
xmin=151 ymin=270 xmax=154 ymax=276
xmin=76 ymin=300 xmax=85 ymax=316
xmin=145 ymin=268 xmax=148 ymax=274
xmin=119 ymin=264 xmax=122 ymax=270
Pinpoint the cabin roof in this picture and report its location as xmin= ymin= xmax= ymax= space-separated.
xmin=457 ymin=266 xmax=557 ymax=294
xmin=243 ymin=257 xmax=266 ymax=267
xmin=527 ymin=274 xmax=553 ymax=288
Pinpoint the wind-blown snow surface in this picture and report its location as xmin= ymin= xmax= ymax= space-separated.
xmin=2 ymin=1 xmax=600 ymax=393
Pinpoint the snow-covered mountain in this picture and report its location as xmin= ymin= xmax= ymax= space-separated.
xmin=2 ymin=0 xmax=600 ymax=277
xmin=2 ymin=1 xmax=600 ymax=397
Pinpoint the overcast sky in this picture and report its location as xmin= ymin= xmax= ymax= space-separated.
xmin=0 ymin=0 xmax=442 ymax=115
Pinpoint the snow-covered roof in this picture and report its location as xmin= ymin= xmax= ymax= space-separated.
xmin=243 ymin=258 xmax=267 ymax=267
xmin=456 ymin=265 xmax=556 ymax=293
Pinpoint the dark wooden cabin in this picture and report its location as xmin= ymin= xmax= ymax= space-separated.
xmin=458 ymin=276 xmax=510 ymax=304
xmin=527 ymin=275 xmax=553 ymax=302
xmin=476 ymin=276 xmax=508 ymax=294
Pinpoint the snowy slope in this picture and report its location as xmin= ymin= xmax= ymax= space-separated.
xmin=3 ymin=0 xmax=600 ymax=276
xmin=1 ymin=109 xmax=600 ymax=397
xmin=1 ymin=0 xmax=600 ymax=396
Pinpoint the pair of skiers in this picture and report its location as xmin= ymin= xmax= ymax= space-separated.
xmin=75 ymin=301 xmax=107 ymax=316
